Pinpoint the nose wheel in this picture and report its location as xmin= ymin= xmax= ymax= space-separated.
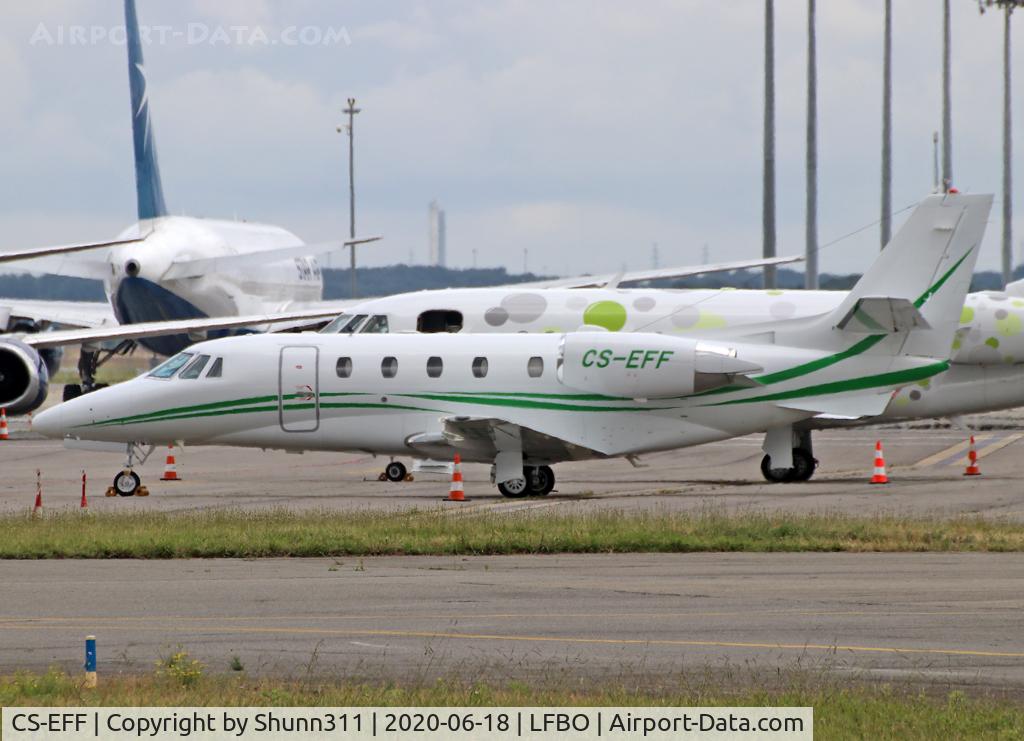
xmin=112 ymin=470 xmax=141 ymax=497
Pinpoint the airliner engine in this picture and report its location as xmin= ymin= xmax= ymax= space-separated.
xmin=557 ymin=333 xmax=762 ymax=399
xmin=0 ymin=338 xmax=51 ymax=415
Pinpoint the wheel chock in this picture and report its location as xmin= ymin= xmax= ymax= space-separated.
xmin=404 ymin=473 xmax=415 ymax=482
xmin=135 ymin=486 xmax=150 ymax=497
xmin=378 ymin=472 xmax=388 ymax=481
xmin=105 ymin=486 xmax=118 ymax=498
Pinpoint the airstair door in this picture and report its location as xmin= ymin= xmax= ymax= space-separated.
xmin=279 ymin=346 xmax=319 ymax=432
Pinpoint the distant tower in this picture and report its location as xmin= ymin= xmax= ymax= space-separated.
xmin=428 ymin=200 xmax=447 ymax=267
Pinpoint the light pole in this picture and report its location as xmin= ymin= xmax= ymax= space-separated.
xmin=980 ymin=1 xmax=1024 ymax=286
xmin=942 ymin=0 xmax=953 ymax=191
xmin=880 ymin=0 xmax=892 ymax=249
xmin=805 ymin=0 xmax=818 ymax=288
xmin=339 ymin=98 xmax=361 ymax=298
xmin=763 ymin=0 xmax=777 ymax=289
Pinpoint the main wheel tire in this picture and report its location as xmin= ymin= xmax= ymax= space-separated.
xmin=760 ymin=455 xmax=795 ymax=483
xmin=498 ymin=478 xmax=529 ymax=498
xmin=113 ymin=470 xmax=141 ymax=497
xmin=62 ymin=384 xmax=82 ymax=401
xmin=385 ymin=461 xmax=408 ymax=482
xmin=791 ymin=449 xmax=817 ymax=482
xmin=527 ymin=466 xmax=555 ymax=496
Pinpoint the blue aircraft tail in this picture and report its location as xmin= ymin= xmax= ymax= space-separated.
xmin=125 ymin=0 xmax=168 ymax=221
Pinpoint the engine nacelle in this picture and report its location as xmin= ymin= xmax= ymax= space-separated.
xmin=0 ymin=338 xmax=50 ymax=415
xmin=557 ymin=332 xmax=761 ymax=399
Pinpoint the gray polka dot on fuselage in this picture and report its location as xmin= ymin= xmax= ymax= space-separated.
xmin=633 ymin=296 xmax=656 ymax=312
xmin=501 ymin=293 xmax=548 ymax=323
xmin=484 ymin=306 xmax=509 ymax=326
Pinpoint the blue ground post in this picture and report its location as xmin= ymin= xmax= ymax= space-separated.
xmin=84 ymin=635 xmax=97 ymax=688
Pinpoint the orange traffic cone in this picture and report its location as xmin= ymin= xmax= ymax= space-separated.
xmin=33 ymin=469 xmax=43 ymax=515
xmin=447 ymin=454 xmax=466 ymax=502
xmin=870 ymin=441 xmax=889 ymax=484
xmin=160 ymin=445 xmax=180 ymax=481
xmin=80 ymin=470 xmax=89 ymax=509
xmin=0 ymin=408 xmax=9 ymax=440
xmin=964 ymin=435 xmax=982 ymax=476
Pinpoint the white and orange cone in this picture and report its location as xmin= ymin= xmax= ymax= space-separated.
xmin=447 ymin=454 xmax=466 ymax=502
xmin=33 ymin=469 xmax=43 ymax=515
xmin=0 ymin=408 xmax=9 ymax=440
xmin=870 ymin=441 xmax=889 ymax=485
xmin=160 ymin=445 xmax=180 ymax=481
xmin=964 ymin=435 xmax=982 ymax=476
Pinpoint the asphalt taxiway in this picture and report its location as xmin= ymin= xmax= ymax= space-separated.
xmin=1 ymin=554 xmax=1021 ymax=687
xmin=1 ymin=420 xmax=1022 ymax=519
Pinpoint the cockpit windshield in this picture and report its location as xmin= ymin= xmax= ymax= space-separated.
xmin=320 ymin=313 xmax=369 ymax=334
xmin=147 ymin=352 xmax=194 ymax=379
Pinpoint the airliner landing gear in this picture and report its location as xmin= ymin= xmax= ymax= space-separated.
xmin=498 ymin=466 xmax=555 ymax=498
xmin=382 ymin=460 xmax=408 ymax=482
xmin=108 ymin=443 xmax=155 ymax=497
xmin=72 ymin=340 xmax=135 ymax=397
xmin=113 ymin=470 xmax=141 ymax=496
xmin=760 ymin=430 xmax=817 ymax=483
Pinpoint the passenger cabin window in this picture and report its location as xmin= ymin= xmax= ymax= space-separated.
xmin=417 ymin=310 xmax=464 ymax=333
xmin=179 ymin=354 xmax=210 ymax=380
xmin=206 ymin=357 xmax=223 ymax=378
xmin=361 ymin=315 xmax=389 ymax=334
xmin=336 ymin=357 xmax=353 ymax=378
xmin=527 ymin=356 xmax=544 ymax=378
xmin=472 ymin=357 xmax=488 ymax=378
xmin=381 ymin=356 xmax=398 ymax=378
xmin=426 ymin=356 xmax=443 ymax=378
xmin=148 ymin=352 xmax=193 ymax=379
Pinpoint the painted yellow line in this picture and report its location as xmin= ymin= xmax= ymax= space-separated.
xmin=912 ymin=436 xmax=988 ymax=468
xmin=949 ymin=432 xmax=1024 ymax=468
xmin=0 ymin=622 xmax=1021 ymax=659
xmin=0 ymin=608 xmax=1013 ymax=625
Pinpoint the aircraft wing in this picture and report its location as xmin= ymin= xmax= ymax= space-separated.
xmin=160 ymin=237 xmax=382 ymax=280
xmin=0 ymin=238 xmax=142 ymax=266
xmin=0 ymin=299 xmax=115 ymax=329
xmin=514 ymin=254 xmax=804 ymax=290
xmin=14 ymin=308 xmax=343 ymax=349
xmin=407 ymin=416 xmax=602 ymax=463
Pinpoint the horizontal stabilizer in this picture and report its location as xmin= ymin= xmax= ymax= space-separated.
xmin=777 ymin=391 xmax=893 ymax=420
xmin=0 ymin=237 xmax=143 ymax=267
xmin=160 ymin=237 xmax=382 ymax=280
xmin=835 ymin=297 xmax=931 ymax=334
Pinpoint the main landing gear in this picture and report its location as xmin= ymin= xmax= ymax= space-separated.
xmin=760 ymin=429 xmax=818 ymax=483
xmin=64 ymin=340 xmax=135 ymax=401
xmin=497 ymin=465 xmax=555 ymax=498
xmin=378 ymin=460 xmax=413 ymax=482
xmin=106 ymin=443 xmax=154 ymax=497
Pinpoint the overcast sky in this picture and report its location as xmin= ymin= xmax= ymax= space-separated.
xmin=0 ymin=1 xmax=1018 ymax=276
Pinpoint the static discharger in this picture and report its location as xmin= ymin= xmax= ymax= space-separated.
xmin=870 ymin=441 xmax=889 ymax=485
xmin=160 ymin=445 xmax=180 ymax=481
xmin=447 ymin=454 xmax=467 ymax=502
xmin=964 ymin=435 xmax=982 ymax=476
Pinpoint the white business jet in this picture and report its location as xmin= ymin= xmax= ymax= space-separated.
xmin=34 ymin=193 xmax=990 ymax=496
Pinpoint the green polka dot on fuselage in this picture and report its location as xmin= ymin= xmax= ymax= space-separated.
xmin=583 ymin=301 xmax=628 ymax=331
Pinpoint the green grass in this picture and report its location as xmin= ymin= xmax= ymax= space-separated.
xmin=2 ymin=669 xmax=1021 ymax=740
xmin=1 ymin=509 xmax=1023 ymax=559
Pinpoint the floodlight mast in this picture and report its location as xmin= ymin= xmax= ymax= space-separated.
xmin=980 ymin=1 xmax=1024 ymax=286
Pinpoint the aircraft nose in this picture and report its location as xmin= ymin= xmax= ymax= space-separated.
xmin=31 ymin=404 xmax=63 ymax=438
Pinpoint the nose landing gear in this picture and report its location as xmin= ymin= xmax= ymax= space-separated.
xmin=379 ymin=460 xmax=410 ymax=482
xmin=105 ymin=443 xmax=154 ymax=497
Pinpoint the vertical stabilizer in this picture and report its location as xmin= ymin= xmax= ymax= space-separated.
xmin=125 ymin=0 xmax=168 ymax=221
